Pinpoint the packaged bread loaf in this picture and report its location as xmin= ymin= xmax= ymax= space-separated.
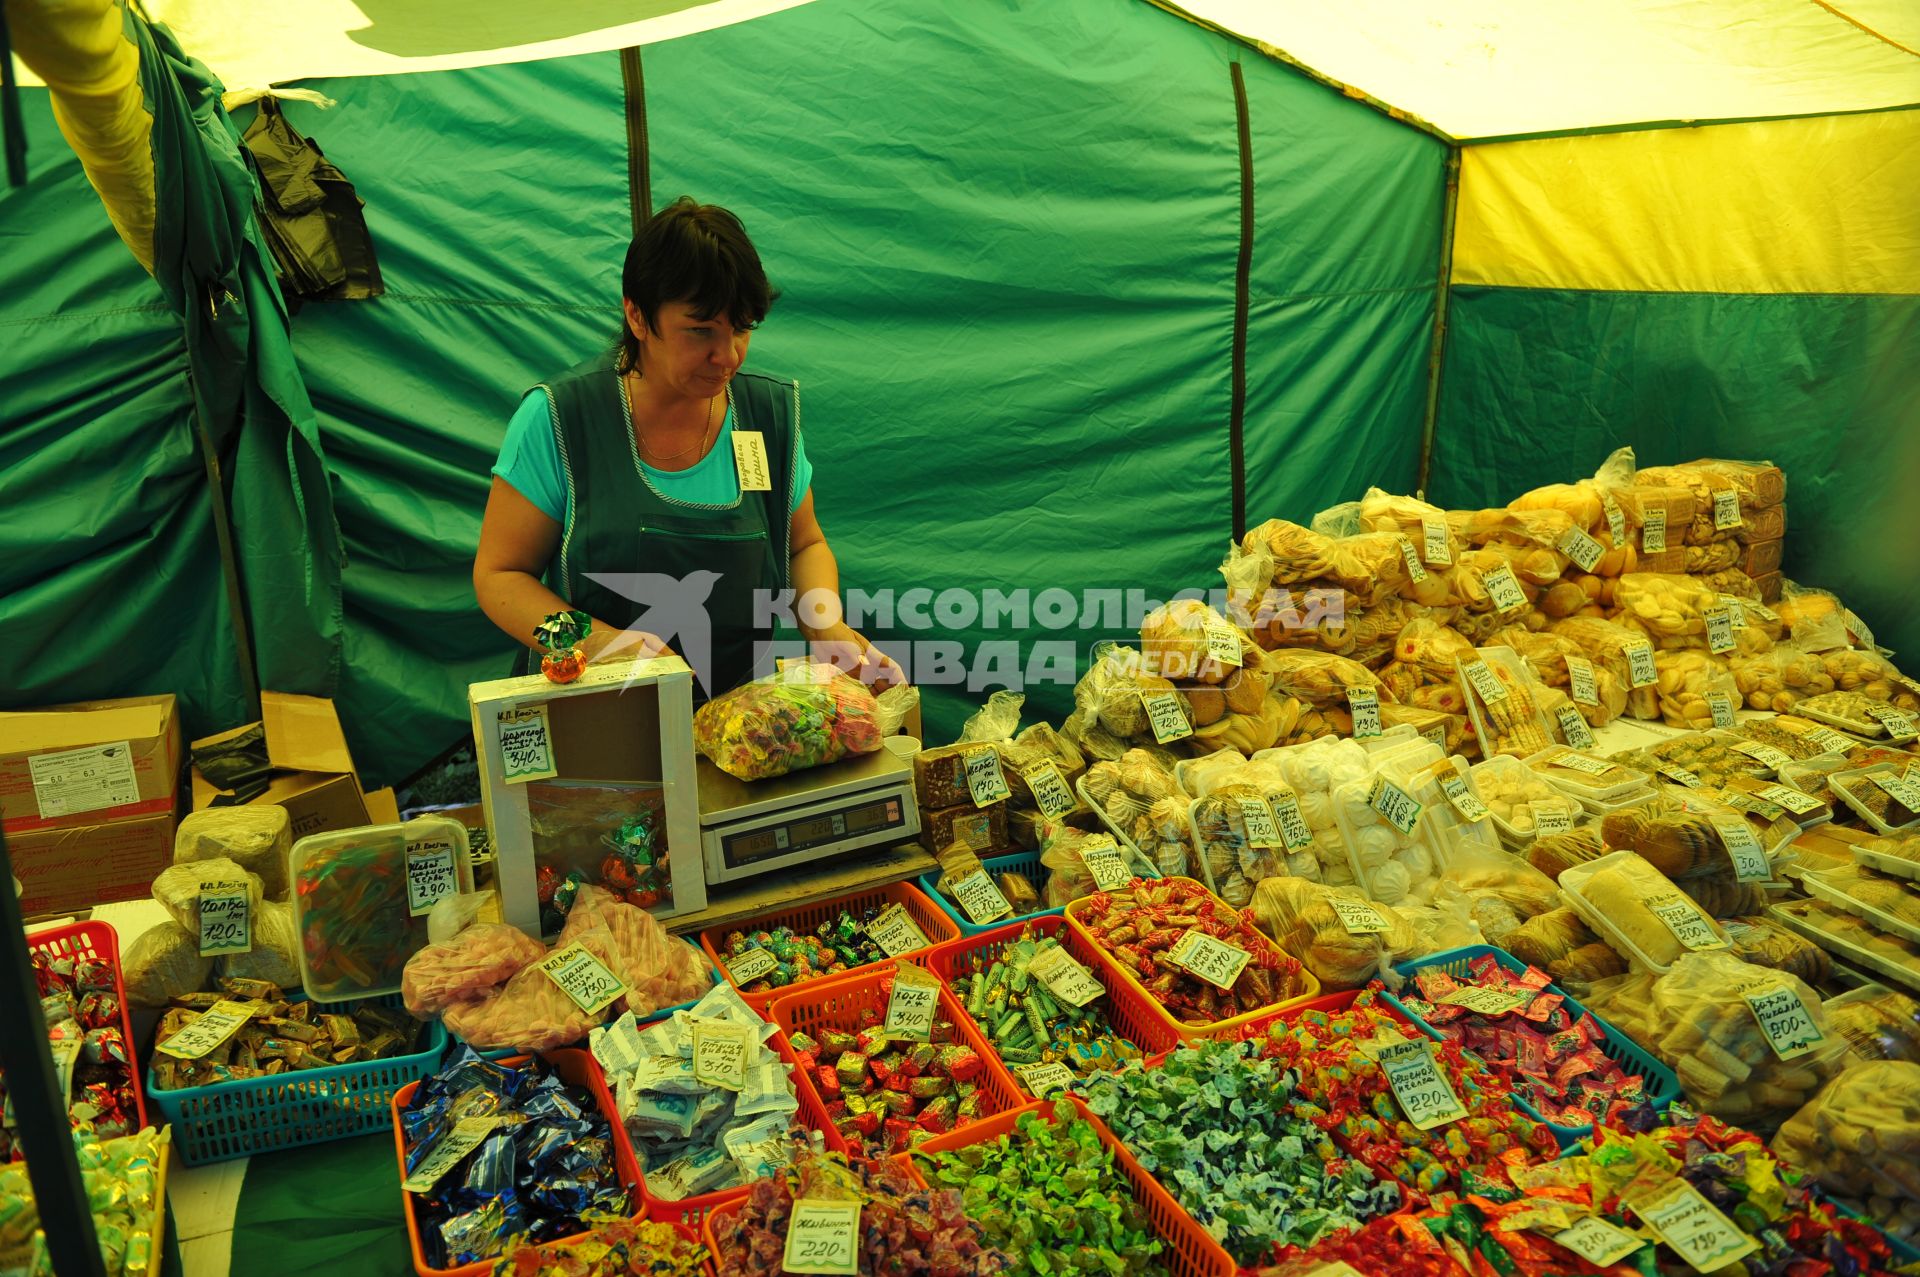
xmin=1584 ymin=949 xmax=1847 ymax=1128
xmin=174 ymin=807 xmax=293 ymax=900
xmin=1525 ymin=826 xmax=1606 ymax=879
xmin=1613 ymin=482 xmax=1698 ymax=539
xmin=1642 ymin=457 xmax=1787 ymax=509
xmin=1564 ymin=850 xmax=1730 ymax=967
xmin=1772 ymin=1060 xmax=1920 ymax=1245
xmin=1249 ymin=875 xmax=1415 ymax=989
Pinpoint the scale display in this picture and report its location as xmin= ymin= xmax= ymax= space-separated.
xmin=720 ymin=795 xmax=907 ymax=870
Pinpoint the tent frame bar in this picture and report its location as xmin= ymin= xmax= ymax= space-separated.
xmin=1417 ymin=147 xmax=1461 ymax=497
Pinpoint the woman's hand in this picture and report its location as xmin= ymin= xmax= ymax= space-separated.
xmin=579 ymin=619 xmax=674 ymax=665
xmin=807 ymin=622 xmax=905 ymax=692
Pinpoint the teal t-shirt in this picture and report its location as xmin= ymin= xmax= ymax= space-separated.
xmin=492 ymin=387 xmax=814 ymax=523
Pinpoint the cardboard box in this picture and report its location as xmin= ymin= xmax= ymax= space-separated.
xmin=190 ymin=691 xmax=369 ymax=840
xmin=364 ymin=787 xmax=400 ymax=825
xmin=9 ymin=810 xmax=175 ymax=916
xmin=0 ymin=694 xmax=181 ymax=833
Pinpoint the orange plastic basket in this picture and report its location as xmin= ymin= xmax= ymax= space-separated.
xmin=28 ymin=921 xmax=148 ymax=1131
xmin=767 ymin=965 xmax=1023 ymax=1158
xmin=923 ymin=915 xmax=1183 ymax=1084
xmin=1064 ymin=877 xmax=1321 ymax=1043
xmin=391 ymin=1049 xmax=641 ymax=1277
xmin=902 ymin=1098 xmax=1234 ymax=1277
xmin=698 ymin=881 xmax=958 ymax=1010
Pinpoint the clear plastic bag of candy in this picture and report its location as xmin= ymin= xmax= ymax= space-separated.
xmin=692 ymin=662 xmax=887 ymax=781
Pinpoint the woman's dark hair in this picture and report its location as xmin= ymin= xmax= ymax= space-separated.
xmin=615 ymin=197 xmax=777 ymax=374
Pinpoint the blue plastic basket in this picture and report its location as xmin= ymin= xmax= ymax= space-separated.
xmin=1831 ymin=1197 xmax=1920 ymax=1264
xmin=1384 ymin=944 xmax=1680 ymax=1147
xmin=462 ymin=960 xmax=723 ymax=1061
xmin=919 ymin=849 xmax=1162 ymax=938
xmin=145 ymin=993 xmax=447 ymax=1166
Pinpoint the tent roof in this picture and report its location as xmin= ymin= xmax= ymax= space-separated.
xmin=1167 ymin=0 xmax=1920 ymax=141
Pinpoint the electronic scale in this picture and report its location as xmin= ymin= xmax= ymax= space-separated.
xmin=696 ymin=737 xmax=922 ymax=883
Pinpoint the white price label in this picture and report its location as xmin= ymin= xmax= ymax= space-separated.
xmin=1757 ymin=783 xmax=1822 ymax=816
xmin=1347 ymin=686 xmax=1382 ymax=739
xmin=1236 ymin=796 xmax=1284 ymax=849
xmin=1554 ymin=704 xmax=1597 ymax=750
xmin=732 ymin=429 xmax=772 ymax=491
xmin=950 ymin=868 xmax=1013 ymax=924
xmin=726 ymin=946 xmax=780 ymax=985
xmin=1629 ymin=1177 xmax=1758 ymax=1274
xmin=864 ymin=904 xmax=932 ymax=958
xmin=1870 ymin=770 xmax=1920 ymax=810
xmin=1203 ymin=620 xmax=1244 ymax=668
xmin=1647 ymin=893 xmax=1727 ymax=952
xmin=691 ymin=1016 xmax=752 ymax=1090
xmin=1711 ymin=488 xmax=1742 ymax=531
xmin=403 ymin=1115 xmax=507 ymax=1194
xmin=405 ymin=836 xmax=460 ymax=917
xmin=1659 ymin=764 xmax=1705 ymax=789
xmin=964 ymin=747 xmax=1011 ymax=807
xmin=1706 ymin=692 xmax=1736 ymax=730
xmin=156 ymin=1000 xmax=254 ymax=1060
xmin=1556 ymin=526 xmax=1604 ymax=573
xmin=1142 ymin=692 xmax=1192 ymax=744
xmin=1602 ymin=495 xmax=1627 ymax=546
xmin=1439 ymin=986 xmax=1529 ymax=1016
xmin=1077 ymin=837 xmax=1132 ymax=892
xmin=1419 ymin=722 xmax=1449 ymax=751
xmin=1866 ymin=704 xmax=1919 ymax=741
xmin=1718 ymin=595 xmax=1749 ymax=629
xmin=27 ymin=741 xmax=140 ymax=820
xmin=1438 ymin=772 xmax=1489 ymax=823
xmin=1369 ymin=776 xmax=1422 ymax=835
xmin=783 ymin=1200 xmax=862 ymax=1275
xmin=1170 ymin=929 xmax=1251 ymax=990
xmin=1483 ymin=565 xmax=1527 ymax=613
xmin=1330 ymin=897 xmax=1391 ymax=934
xmin=1014 ymin=1060 xmax=1077 ymax=1097
xmin=1532 ymin=802 xmax=1575 ymax=836
xmin=1397 ymin=535 xmax=1429 ymax=584
xmin=1550 ymin=749 xmax=1617 ymax=777
xmin=198 ymin=884 xmax=252 ymax=957
xmin=1733 ymin=739 xmax=1793 ymax=771
xmin=1377 ymin=1038 xmax=1467 ymax=1130
xmin=1740 ymin=982 xmax=1826 ymax=1060
xmin=1024 ymin=762 xmax=1078 ymax=820
xmin=1624 ymin=639 xmax=1658 ymax=688
xmin=1029 ymin=945 xmax=1105 ymax=1007
xmin=1269 ymin=791 xmax=1315 ymax=850
xmin=1567 ymin=656 xmax=1600 ymax=706
xmin=1463 ymin=659 xmax=1509 ymax=703
xmin=1422 ymin=515 xmax=1453 ymax=565
xmin=1801 ymin=725 xmax=1854 ymax=753
xmin=1552 ymin=1216 xmax=1645 ymax=1267
xmin=1710 ymin=817 xmax=1770 ymax=882
xmin=1641 ymin=507 xmax=1668 ymax=553
xmin=539 ymin=942 xmax=628 ymax=1015
xmin=1705 ymin=607 xmax=1736 ymax=654
xmin=882 ymin=969 xmax=940 ymax=1042
xmin=497 ymin=705 xmax=557 ymax=783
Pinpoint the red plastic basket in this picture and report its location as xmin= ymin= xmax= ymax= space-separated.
xmin=902 ymin=1098 xmax=1234 ymax=1277
xmin=638 ymin=1029 xmax=850 ymax=1225
xmin=767 ymin=965 xmax=1023 ymax=1159
xmin=26 ymin=921 xmax=148 ymax=1131
xmin=1064 ymin=877 xmax=1322 ymax=1043
xmin=391 ymin=1049 xmax=641 ymax=1277
xmin=923 ymin=915 xmax=1183 ymax=1085
xmin=698 ymin=881 xmax=958 ymax=1011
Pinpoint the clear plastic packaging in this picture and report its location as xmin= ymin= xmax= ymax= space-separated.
xmin=1720 ymin=914 xmax=1830 ymax=983
xmin=1330 ymin=737 xmax=1453 ymax=908
xmin=1455 ymin=645 xmax=1554 ymax=758
xmin=151 ymin=858 xmax=266 ymax=937
xmin=1141 ymin=599 xmax=1251 ymax=685
xmin=1252 ymin=734 xmax=1377 ymax=888
xmin=1772 ymin=1060 xmax=1920 ymax=1230
xmin=1550 ymin=615 xmax=1662 ymax=720
xmin=1468 ymin=754 xmax=1581 ymax=850
xmin=1820 ymin=649 xmax=1920 ymax=712
xmin=1247 ymin=874 xmax=1417 ymax=990
xmin=1803 ymin=863 xmax=1920 ymax=945
xmin=1523 ymin=746 xmax=1651 ymax=803
xmin=1395 ymin=753 xmax=1502 ymax=867
xmin=1559 ymin=849 xmax=1730 ymax=973
xmin=1616 ymin=572 xmax=1721 ymax=647
xmin=1490 ymin=625 xmax=1628 ymax=726
xmin=1241 ymin=517 xmax=1411 ymax=606
xmin=173 ymin=806 xmax=293 ymax=900
xmin=1770 ymin=899 xmax=1920 ymax=997
xmin=1822 ymin=983 xmax=1920 ymax=1064
xmin=527 ymin=778 xmax=675 ymax=919
xmin=692 ymin=662 xmax=886 ymax=780
xmin=121 ymin=921 xmax=213 ymax=1008
xmin=1077 ymin=748 xmax=1196 ymax=878
xmin=1650 ymin=649 xmax=1740 ymax=731
xmin=1830 ymin=762 xmax=1920 ymax=835
xmin=1853 ymin=834 xmax=1920 ymax=883
xmin=1797 ymin=690 xmax=1910 ymax=740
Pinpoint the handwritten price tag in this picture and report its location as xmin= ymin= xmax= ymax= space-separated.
xmin=964 ymin=747 xmax=1011 ymax=807
xmin=1438 ymin=772 xmax=1489 ymax=823
xmin=1483 ymin=565 xmax=1527 ymax=613
xmin=403 ymin=1115 xmax=507 ymax=1194
xmin=1023 ymin=762 xmax=1077 ymax=820
xmin=1142 ymin=691 xmax=1192 ymax=744
xmin=864 ymin=904 xmax=932 ymax=958
xmin=1269 ymin=790 xmax=1314 ymax=850
xmin=1440 ymin=986 xmax=1529 ymax=1016
xmin=1203 ymin=621 xmax=1244 ymax=668
xmin=1551 ymin=1215 xmax=1645 ymax=1267
xmin=882 ymin=968 xmax=940 ymax=1042
xmin=1757 ymin=783 xmax=1823 ymax=816
xmin=1647 ymin=893 xmax=1727 ymax=952
xmin=1170 ymin=929 xmax=1250 ymax=990
xmin=1238 ymin=796 xmax=1284 ymax=849
xmin=1463 ymin=659 xmax=1510 ymax=703
xmin=1624 ymin=640 xmax=1658 ymax=688
xmin=1078 ymin=837 xmax=1131 ymax=892
xmin=1330 ymin=897 xmax=1391 ymax=934
xmin=950 ymin=868 xmax=1013 ymax=925
xmin=1801 ymin=725 xmax=1853 ymax=753
xmin=732 ymin=429 xmax=772 ymax=491
xmin=1554 ymin=704 xmax=1597 ymax=750
xmin=1710 ymin=818 xmax=1770 ymax=882
xmin=1602 ymin=495 xmax=1627 ymax=546
xmin=1741 ymin=981 xmax=1826 ymax=1060
xmin=498 ymin=705 xmax=557 ymax=783
xmin=198 ymin=884 xmax=252 ymax=957
xmin=1870 ymin=769 xmax=1920 ymax=810
xmin=1556 ymin=526 xmax=1604 ymax=572
xmin=1567 ymin=656 xmax=1600 ymax=705
xmin=406 ymin=836 xmax=460 ymax=917
xmin=782 ymin=1200 xmax=862 ymax=1275
xmin=539 ymin=943 xmax=628 ymax=1015
xmin=1014 ymin=1060 xmax=1077 ymax=1097
xmin=1706 ymin=691 xmax=1736 ymax=730
xmin=1550 ymin=749 xmax=1616 ymax=777
xmin=692 ymin=1016 xmax=751 ymax=1090
xmin=1369 ymin=776 xmax=1422 ymax=836
xmin=1397 ymin=536 xmax=1429 ymax=584
xmin=1532 ymin=803 xmax=1575 ymax=836
xmin=1347 ymin=685 xmax=1382 ymax=739
xmin=1867 ymin=704 xmax=1920 ymax=741
xmin=1641 ymin=507 xmax=1667 ymax=553
xmin=726 ymin=946 xmax=779 ymax=986
xmin=1629 ymin=1177 xmax=1758 ymax=1273
xmin=1711 ymin=488 xmax=1742 ymax=531
xmin=1422 ymin=516 xmax=1452 ymax=565
xmin=1659 ymin=764 xmax=1705 ymax=789
xmin=1705 ymin=607 xmax=1736 ymax=655
xmin=156 ymin=1000 xmax=254 ymax=1060
xmin=1029 ymin=945 xmax=1105 ymax=1007
xmin=1377 ymin=1038 xmax=1467 ymax=1129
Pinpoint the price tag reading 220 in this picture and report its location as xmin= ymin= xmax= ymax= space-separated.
xmin=782 ymin=1200 xmax=862 ymax=1276
xmin=1376 ymin=1038 xmax=1467 ymax=1130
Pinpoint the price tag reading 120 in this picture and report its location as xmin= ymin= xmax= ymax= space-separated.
xmin=1377 ymin=1039 xmax=1467 ymax=1129
xmin=198 ymin=884 xmax=252 ymax=957
xmin=1170 ymin=930 xmax=1250 ymax=990
xmin=782 ymin=1200 xmax=862 ymax=1276
xmin=539 ymin=943 xmax=628 ymax=1015
xmin=1142 ymin=692 xmax=1193 ymax=744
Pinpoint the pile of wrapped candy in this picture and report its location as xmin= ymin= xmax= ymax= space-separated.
xmin=1072 ymin=877 xmax=1311 ymax=1026
xmin=0 ymin=1125 xmax=168 ymax=1277
xmin=708 ymin=1147 xmax=1007 ymax=1277
xmin=1077 ymin=1041 xmax=1402 ymax=1266
xmin=588 ymin=985 xmax=802 ymax=1201
xmin=947 ymin=926 xmax=1142 ymax=1085
xmin=150 ymin=978 xmax=420 ymax=1089
xmin=401 ymin=1048 xmax=630 ymax=1270
xmin=488 ymin=1214 xmax=706 ymax=1277
xmin=692 ymin=664 xmax=884 ymax=782
xmin=1392 ymin=954 xmax=1658 ymax=1131
xmin=788 ymin=988 xmax=992 ymax=1156
xmin=1255 ymin=992 xmax=1555 ymax=1193
xmin=717 ymin=912 xmax=890 ymax=996
xmin=1269 ymin=1195 xmax=1638 ymax=1277
xmin=920 ymin=1100 xmax=1169 ymax=1277
xmin=0 ymin=947 xmax=139 ymax=1155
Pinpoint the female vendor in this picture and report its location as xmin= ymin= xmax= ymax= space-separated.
xmin=474 ymin=197 xmax=902 ymax=698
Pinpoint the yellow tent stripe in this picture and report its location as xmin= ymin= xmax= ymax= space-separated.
xmin=1452 ymin=111 xmax=1920 ymax=294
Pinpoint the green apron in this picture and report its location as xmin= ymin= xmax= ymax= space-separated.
xmin=521 ymin=352 xmax=797 ymax=699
